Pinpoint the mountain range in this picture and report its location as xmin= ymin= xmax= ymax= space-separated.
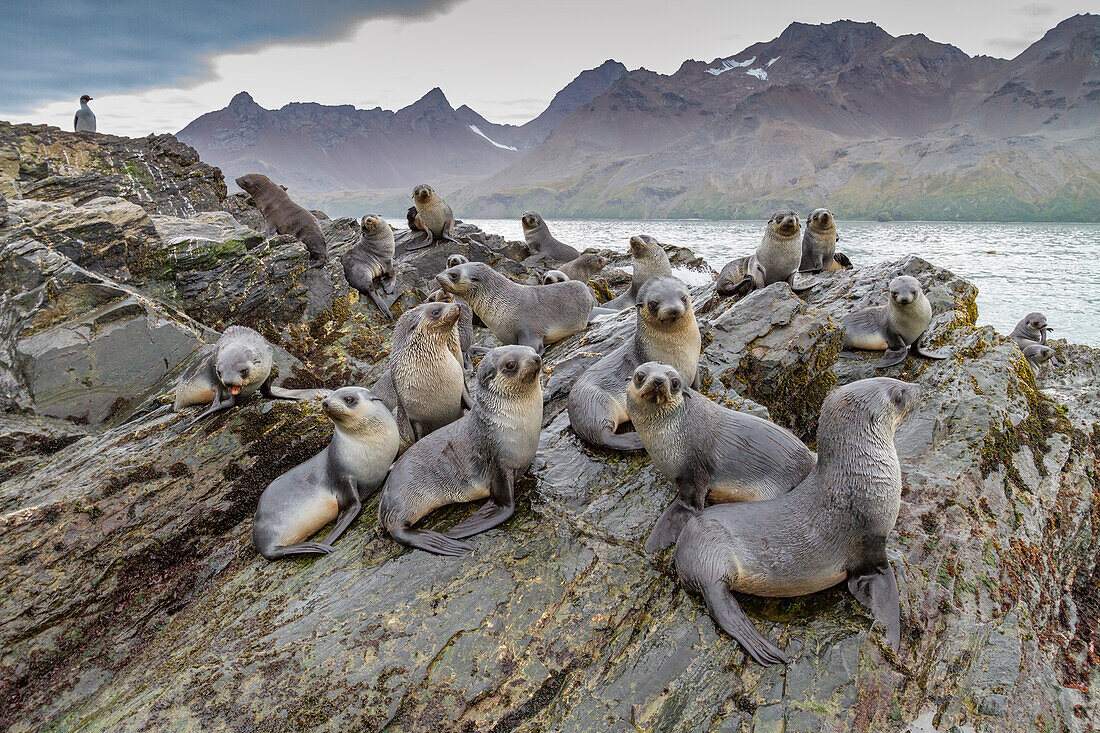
xmin=178 ymin=15 xmax=1100 ymax=221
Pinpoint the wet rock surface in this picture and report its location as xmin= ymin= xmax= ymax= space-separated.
xmin=0 ymin=126 xmax=1097 ymax=732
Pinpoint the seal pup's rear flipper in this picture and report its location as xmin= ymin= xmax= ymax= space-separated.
xmin=445 ymin=469 xmax=515 ymax=539
xmin=847 ymin=560 xmax=902 ymax=651
xmin=702 ymin=583 xmax=790 ymax=666
xmin=833 ymin=252 xmax=852 ymax=269
xmin=910 ymin=332 xmax=948 ymax=361
xmin=392 ymin=527 xmax=473 ymax=556
xmin=645 ymin=499 xmax=697 ymax=553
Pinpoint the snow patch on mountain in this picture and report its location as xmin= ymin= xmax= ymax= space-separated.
xmin=706 ymin=56 xmax=756 ymax=76
xmin=469 ymin=125 xmax=518 ymax=151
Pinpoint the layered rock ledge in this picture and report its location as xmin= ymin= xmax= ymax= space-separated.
xmin=1 ymin=126 xmax=1097 ymax=733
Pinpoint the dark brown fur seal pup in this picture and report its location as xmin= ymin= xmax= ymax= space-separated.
xmin=252 ymin=387 xmax=399 ymax=560
xmin=559 ymin=252 xmax=609 ymax=282
xmin=521 ymin=212 xmax=581 ymax=261
xmin=541 ymin=269 xmax=569 ymax=285
xmin=716 ymin=211 xmax=813 ymax=297
xmin=799 ymin=208 xmax=851 ymax=273
xmin=236 ymin=174 xmax=327 ymax=266
xmin=174 ymin=325 xmax=327 ymax=426
xmin=1010 ymin=312 xmax=1051 ymax=349
xmin=626 ymin=362 xmax=816 ymax=552
xmin=371 ymin=303 xmax=470 ymax=449
xmin=428 ymin=288 xmax=474 ymax=369
xmin=842 ymin=275 xmax=948 ymax=368
xmin=343 ymin=214 xmax=396 ymax=320
xmin=604 ymin=235 xmax=674 ymax=309
xmin=379 ymin=346 xmax=543 ymax=555
xmin=568 ymin=277 xmax=701 ymax=451
xmin=675 ymin=377 xmax=921 ymax=665
xmin=437 ymin=261 xmax=594 ymax=355
xmin=407 ymin=184 xmax=458 ymax=250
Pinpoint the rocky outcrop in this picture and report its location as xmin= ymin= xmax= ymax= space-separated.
xmin=0 ymin=127 xmax=1097 ymax=732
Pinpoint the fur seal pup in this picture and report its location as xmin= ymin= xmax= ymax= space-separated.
xmin=1022 ymin=343 xmax=1057 ymax=376
xmin=716 ymin=211 xmax=813 ymax=297
xmin=675 ymin=377 xmax=921 ymax=665
xmin=252 ymin=387 xmax=399 ymax=560
xmin=559 ymin=252 xmax=609 ymax=282
xmin=343 ymin=214 xmax=396 ymax=320
xmin=428 ymin=288 xmax=474 ymax=369
xmin=799 ymin=208 xmax=851 ymax=273
xmin=521 ymin=212 xmax=581 ymax=261
xmin=379 ymin=345 xmax=543 ymax=555
xmin=236 ymin=174 xmax=327 ymax=266
xmin=407 ymin=184 xmax=458 ymax=250
xmin=371 ymin=303 xmax=470 ymax=447
xmin=74 ymin=95 xmax=96 ymax=133
xmin=437 ymin=261 xmax=594 ymax=355
xmin=604 ymin=235 xmax=674 ymax=309
xmin=447 ymin=253 xmax=470 ymax=268
xmin=626 ymin=362 xmax=815 ymax=552
xmin=1010 ymin=312 xmax=1051 ymax=349
xmin=841 ymin=275 xmax=949 ymax=368
xmin=174 ymin=325 xmax=326 ymax=425
xmin=541 ymin=269 xmax=569 ymax=285
xmin=568 ymin=277 xmax=701 ymax=451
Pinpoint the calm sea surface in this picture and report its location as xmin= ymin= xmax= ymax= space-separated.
xmin=464 ymin=219 xmax=1100 ymax=347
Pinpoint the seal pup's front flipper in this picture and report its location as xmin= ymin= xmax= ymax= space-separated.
xmin=798 ymin=252 xmax=824 ymax=273
xmin=874 ymin=330 xmax=910 ymax=369
xmin=515 ymin=329 xmax=546 ymax=356
xmin=182 ymin=393 xmax=235 ymax=429
xmin=717 ymin=275 xmax=754 ymax=298
xmin=262 ymin=541 xmax=335 ymax=559
xmin=847 ymin=555 xmax=902 ymax=651
xmin=444 ymin=468 xmax=515 ymax=539
xmin=910 ymin=332 xmax=948 ymax=361
xmin=645 ymin=497 xmax=697 ymax=553
xmin=702 ymin=582 xmax=790 ymax=666
xmin=788 ymin=273 xmax=817 ymax=293
xmin=405 ymin=231 xmax=434 ymax=251
xmin=391 ymin=526 xmax=474 ymax=556
xmin=364 ymin=288 xmax=395 ymax=321
xmin=262 ymin=382 xmax=331 ymax=401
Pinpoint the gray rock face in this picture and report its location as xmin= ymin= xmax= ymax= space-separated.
xmin=0 ymin=126 xmax=1097 ymax=733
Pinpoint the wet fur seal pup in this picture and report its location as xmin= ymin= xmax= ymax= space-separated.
xmin=521 ymin=212 xmax=581 ymax=261
xmin=626 ymin=362 xmax=815 ymax=552
xmin=799 ymin=208 xmax=851 ymax=273
xmin=379 ymin=346 xmax=543 ymax=555
xmin=343 ymin=214 xmax=397 ymax=320
xmin=541 ymin=269 xmax=569 ymax=285
xmin=407 ymin=184 xmax=458 ymax=250
xmin=841 ymin=275 xmax=948 ymax=368
xmin=604 ymin=235 xmax=674 ymax=309
xmin=371 ymin=303 xmax=470 ymax=447
xmin=235 ymin=174 xmax=327 ymax=266
xmin=437 ymin=261 xmax=594 ymax=355
xmin=675 ymin=377 xmax=921 ymax=665
xmin=428 ymin=288 xmax=474 ymax=369
xmin=568 ymin=277 xmax=701 ymax=451
xmin=559 ymin=252 xmax=609 ymax=282
xmin=74 ymin=95 xmax=96 ymax=132
xmin=1010 ymin=312 xmax=1051 ymax=349
xmin=252 ymin=387 xmax=399 ymax=560
xmin=174 ymin=325 xmax=326 ymax=426
xmin=716 ymin=211 xmax=814 ymax=297
xmin=1022 ymin=343 xmax=1057 ymax=376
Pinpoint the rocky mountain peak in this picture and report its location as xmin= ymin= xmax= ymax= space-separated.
xmin=227 ymin=91 xmax=258 ymax=110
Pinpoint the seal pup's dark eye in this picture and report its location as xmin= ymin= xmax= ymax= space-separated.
xmin=505 ymin=360 xmax=517 ymax=371
xmin=634 ymin=373 xmax=645 ymax=385
xmin=343 ymin=394 xmax=357 ymax=406
xmin=670 ymin=377 xmax=681 ymax=390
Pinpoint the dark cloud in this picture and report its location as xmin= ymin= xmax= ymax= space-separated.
xmin=0 ymin=0 xmax=464 ymax=111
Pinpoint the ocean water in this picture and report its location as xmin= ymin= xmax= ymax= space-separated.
xmin=464 ymin=219 xmax=1100 ymax=347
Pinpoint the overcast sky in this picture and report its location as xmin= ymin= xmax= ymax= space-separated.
xmin=0 ymin=0 xmax=1091 ymax=138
